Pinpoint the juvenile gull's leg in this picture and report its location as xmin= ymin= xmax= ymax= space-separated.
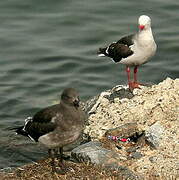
xmin=56 ymin=147 xmax=67 ymax=174
xmin=48 ymin=149 xmax=56 ymax=173
xmin=48 ymin=148 xmax=66 ymax=174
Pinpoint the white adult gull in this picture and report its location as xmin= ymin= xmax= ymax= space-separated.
xmin=98 ymin=15 xmax=157 ymax=90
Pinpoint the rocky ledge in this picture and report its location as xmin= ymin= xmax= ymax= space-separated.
xmin=74 ymin=77 xmax=178 ymax=179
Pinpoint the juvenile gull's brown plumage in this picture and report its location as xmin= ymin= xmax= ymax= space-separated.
xmin=14 ymin=88 xmax=86 ymax=173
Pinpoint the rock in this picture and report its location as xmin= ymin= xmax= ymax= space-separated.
xmin=128 ymin=152 xmax=143 ymax=159
xmin=145 ymin=121 xmax=164 ymax=148
xmin=104 ymin=122 xmax=138 ymax=138
xmin=85 ymin=78 xmax=179 ymax=139
xmin=126 ymin=146 xmax=139 ymax=153
xmin=83 ymin=78 xmax=179 ymax=178
xmin=149 ymin=156 xmax=158 ymax=163
xmin=72 ymin=141 xmax=107 ymax=164
xmin=71 ymin=141 xmax=126 ymax=164
xmin=81 ymin=95 xmax=99 ymax=115
xmin=103 ymin=86 xmax=134 ymax=103
xmin=71 ymin=141 xmax=140 ymax=180
xmin=83 ymin=85 xmax=133 ymax=115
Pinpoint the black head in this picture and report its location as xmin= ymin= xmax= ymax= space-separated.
xmin=61 ymin=88 xmax=80 ymax=107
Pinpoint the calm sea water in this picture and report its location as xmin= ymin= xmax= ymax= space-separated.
xmin=0 ymin=0 xmax=179 ymax=169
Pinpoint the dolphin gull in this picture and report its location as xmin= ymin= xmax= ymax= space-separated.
xmin=98 ymin=15 xmax=157 ymax=90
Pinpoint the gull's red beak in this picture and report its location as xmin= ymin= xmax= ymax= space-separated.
xmin=139 ymin=25 xmax=145 ymax=30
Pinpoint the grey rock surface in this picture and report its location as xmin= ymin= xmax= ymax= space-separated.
xmin=71 ymin=141 xmax=109 ymax=164
xmin=71 ymin=141 xmax=141 ymax=180
xmin=129 ymin=152 xmax=143 ymax=159
xmin=105 ymin=122 xmax=138 ymax=138
xmin=126 ymin=146 xmax=139 ymax=153
xmin=149 ymin=156 xmax=158 ymax=163
xmin=71 ymin=141 xmax=127 ymax=164
xmin=145 ymin=121 xmax=164 ymax=148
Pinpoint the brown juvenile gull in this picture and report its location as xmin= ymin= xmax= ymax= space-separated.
xmin=98 ymin=15 xmax=157 ymax=90
xmin=14 ymin=88 xmax=85 ymax=173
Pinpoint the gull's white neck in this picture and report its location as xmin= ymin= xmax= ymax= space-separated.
xmin=137 ymin=27 xmax=155 ymax=46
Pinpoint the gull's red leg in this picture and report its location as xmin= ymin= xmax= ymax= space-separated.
xmin=132 ymin=66 xmax=140 ymax=88
xmin=126 ymin=66 xmax=132 ymax=90
xmin=134 ymin=66 xmax=138 ymax=83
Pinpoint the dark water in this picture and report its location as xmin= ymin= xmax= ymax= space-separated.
xmin=0 ymin=0 xmax=179 ymax=170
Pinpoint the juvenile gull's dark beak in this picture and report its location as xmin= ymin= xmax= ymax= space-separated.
xmin=73 ymin=98 xmax=80 ymax=107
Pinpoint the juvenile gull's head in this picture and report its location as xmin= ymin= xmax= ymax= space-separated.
xmin=61 ymin=88 xmax=80 ymax=107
